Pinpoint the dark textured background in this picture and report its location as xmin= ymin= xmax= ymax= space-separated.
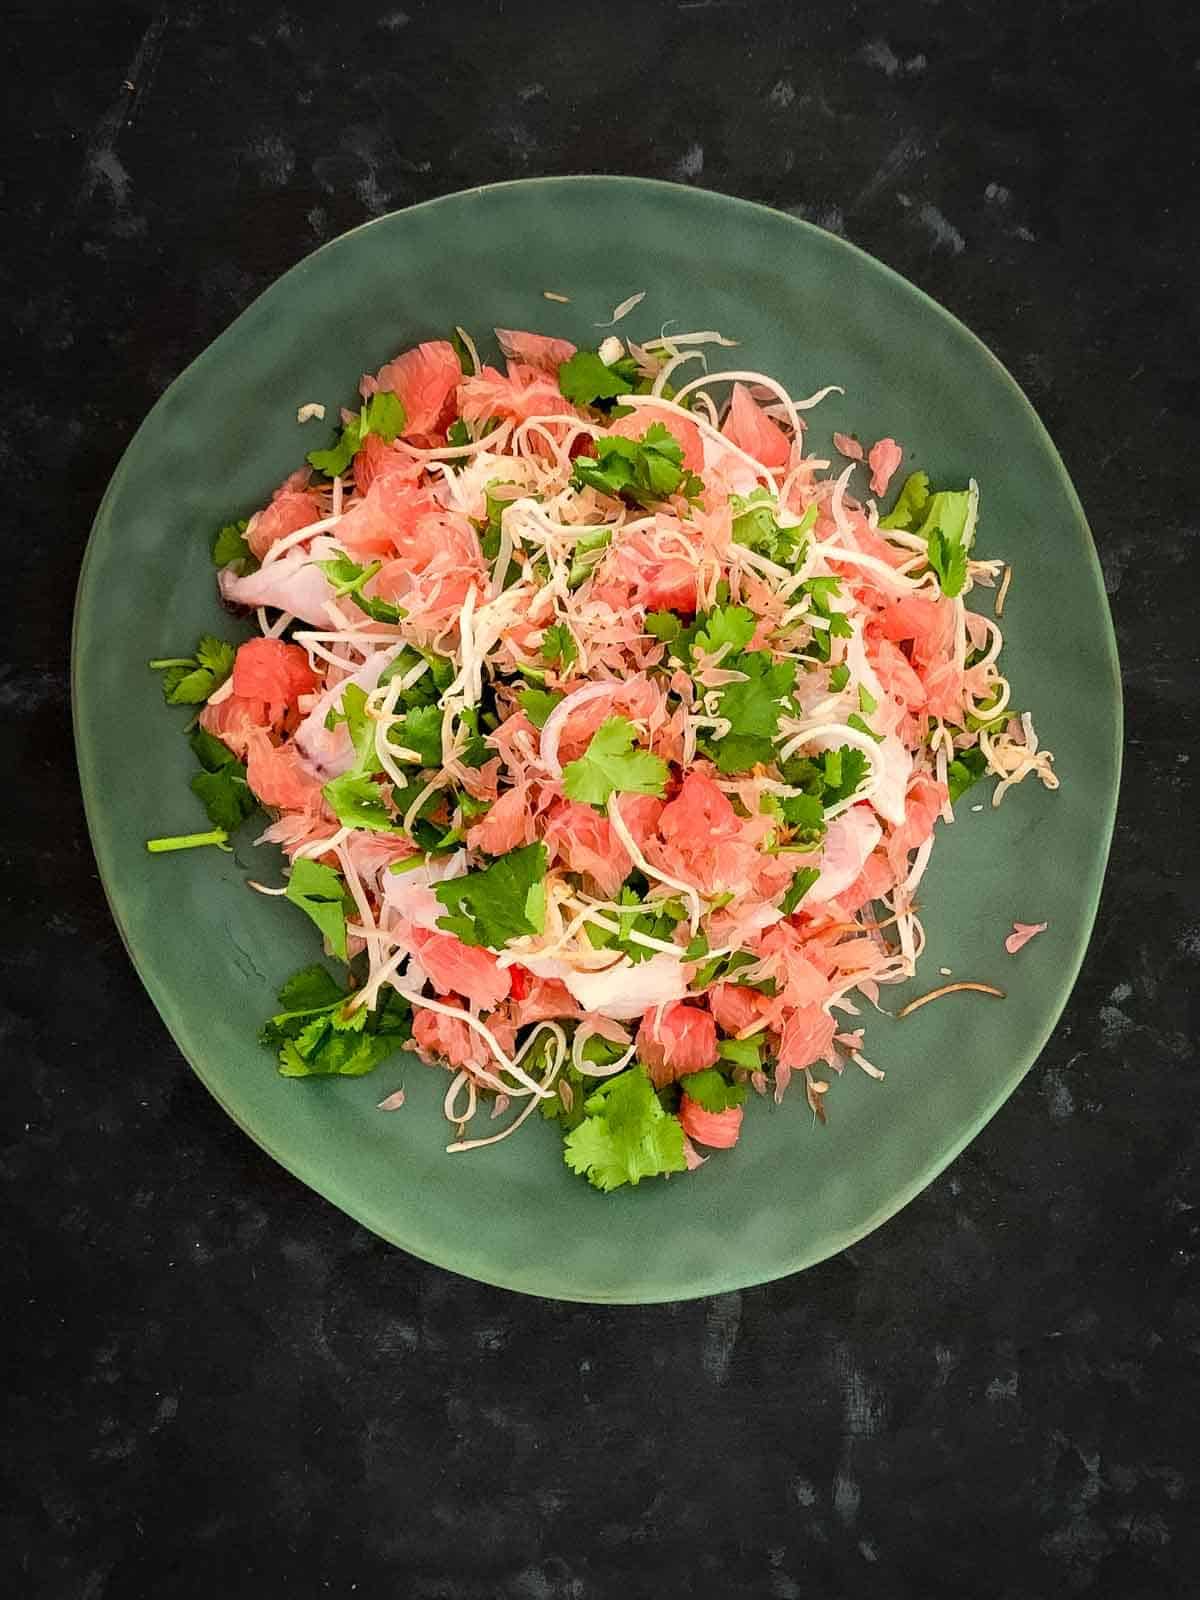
xmin=6 ymin=2 xmax=1199 ymax=1596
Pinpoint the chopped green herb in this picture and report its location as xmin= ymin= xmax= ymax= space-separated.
xmin=781 ymin=746 xmax=872 ymax=809
xmin=316 ymin=554 xmax=406 ymax=624
xmin=323 ymin=772 xmax=399 ymax=833
xmin=829 ymin=662 xmax=850 ymax=692
xmin=145 ymin=829 xmax=230 ymax=853
xmin=644 ymin=610 xmax=683 ymax=642
xmin=566 ymin=526 xmax=613 ymax=589
xmin=261 ymin=965 xmax=411 ymax=1078
xmin=285 ymin=858 xmax=353 ymax=963
xmin=878 ymin=470 xmax=930 ymax=531
xmin=540 ymin=622 xmax=579 ymax=670
xmin=780 ymin=865 xmax=821 ymax=915
xmin=705 ymin=652 xmax=796 ymax=774
xmin=681 ymin=1067 xmax=747 ymax=1112
xmin=212 ymin=518 xmax=255 ymax=571
xmin=689 ymin=947 xmax=760 ymax=990
xmin=947 ymin=744 xmax=989 ymax=803
xmin=307 ymin=390 xmax=407 ymax=478
xmin=571 ymin=423 xmax=701 ymax=509
xmin=149 ymin=635 xmax=237 ymax=706
xmin=583 ymin=885 xmax=680 ymax=966
xmin=433 ymin=842 xmax=548 ymax=949
xmin=188 ymin=725 xmax=257 ymax=832
xmin=518 ymin=687 xmax=564 ymax=730
xmin=730 ymin=493 xmax=815 ymax=566
xmin=450 ymin=327 xmax=475 ymax=375
xmin=562 ymin=1065 xmax=687 ymax=1191
xmin=323 ymin=682 xmax=380 ymax=774
xmin=390 ymin=703 xmax=444 ymax=768
xmin=557 ymin=350 xmax=633 ymax=408
xmin=919 ymin=489 xmax=973 ymax=598
xmin=692 ymin=604 xmax=757 ymax=658
xmin=717 ymin=1036 xmax=764 ymax=1072
xmin=538 ymin=1060 xmax=592 ymax=1132
xmin=846 ymin=711 xmax=884 ymax=743
xmin=562 ymin=716 xmax=669 ymax=808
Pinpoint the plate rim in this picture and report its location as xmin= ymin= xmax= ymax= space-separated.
xmin=72 ymin=175 xmax=1123 ymax=1302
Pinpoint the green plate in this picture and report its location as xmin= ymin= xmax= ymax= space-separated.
xmin=73 ymin=178 xmax=1120 ymax=1302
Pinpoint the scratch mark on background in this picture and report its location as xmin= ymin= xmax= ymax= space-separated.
xmin=850 ymin=134 xmax=925 ymax=213
xmin=916 ymin=201 xmax=966 ymax=253
xmin=72 ymin=8 xmax=171 ymax=217
xmin=702 ymin=1292 xmax=742 ymax=1383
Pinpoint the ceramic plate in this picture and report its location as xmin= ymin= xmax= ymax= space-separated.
xmin=73 ymin=178 xmax=1121 ymax=1302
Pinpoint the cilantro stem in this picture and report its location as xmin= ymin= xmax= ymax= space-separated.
xmin=145 ymin=829 xmax=231 ymax=853
xmin=147 ymin=657 xmax=195 ymax=669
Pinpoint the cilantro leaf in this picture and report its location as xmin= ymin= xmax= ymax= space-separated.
xmin=681 ymin=1068 xmax=747 ymax=1112
xmin=717 ymin=1036 xmax=763 ymax=1072
xmin=947 ymin=744 xmax=989 ymax=803
xmin=323 ymin=772 xmax=400 ymax=832
xmin=846 ymin=711 xmax=884 ymax=743
xmin=689 ymin=948 xmax=762 ymax=991
xmin=730 ymin=494 xmax=815 ymax=566
xmin=566 ymin=527 xmax=613 ymax=589
xmin=776 ymin=790 xmax=826 ymax=849
xmin=262 ymin=968 xmax=411 ymax=1079
xmin=821 ymin=746 xmax=871 ymax=805
xmin=562 ymin=716 xmax=669 ymax=808
xmin=558 ymin=350 xmax=633 ymax=407
xmin=333 ymin=680 xmax=383 ymax=766
xmin=540 ymin=622 xmax=578 ymax=670
xmin=390 ymin=778 xmax=457 ymax=853
xmin=571 ymin=423 xmax=700 ymax=509
xmin=879 ymin=476 xmax=974 ymax=597
xmin=780 ymin=746 xmax=871 ymax=809
xmin=644 ymin=610 xmax=682 ymax=642
xmin=450 ymin=326 xmax=474 ymax=375
xmin=456 ymin=705 xmax=490 ymax=770
xmin=518 ymin=687 xmax=564 ymax=730
xmin=829 ymin=663 xmax=850 ymax=692
xmin=276 ymin=964 xmax=344 ymax=1013
xmin=583 ymin=884 xmax=681 ymax=966
xmin=539 ymin=1061 xmax=592 ymax=1131
xmin=730 ymin=492 xmax=780 ymax=552
xmin=780 ymin=864 xmax=821 ymax=914
xmin=188 ymin=726 xmax=257 ymax=832
xmin=316 ymin=554 xmax=406 ymax=624
xmin=277 ymin=1016 xmax=399 ymax=1078
xmin=212 ymin=518 xmax=255 ymax=572
xmin=562 ymin=1066 xmax=687 ymax=1191
xmin=285 ymin=858 xmax=353 ymax=963
xmin=704 ymin=652 xmax=796 ymax=773
xmin=879 ymin=470 xmax=930 ymax=530
xmin=693 ymin=604 xmax=756 ymax=658
xmin=433 ymin=842 xmax=548 ymax=949
xmin=378 ymin=646 xmax=452 ymax=704
xmin=710 ymin=733 xmax=778 ymax=774
xmin=921 ymin=490 xmax=973 ymax=598
xmin=149 ymin=635 xmax=237 ymax=705
xmin=390 ymin=703 xmax=444 ymax=768
xmin=307 ymin=390 xmax=407 ymax=478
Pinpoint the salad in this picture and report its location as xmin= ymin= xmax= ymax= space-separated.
xmin=148 ymin=317 xmax=1057 ymax=1192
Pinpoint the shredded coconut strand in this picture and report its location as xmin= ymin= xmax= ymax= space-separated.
xmin=595 ymin=290 xmax=646 ymax=327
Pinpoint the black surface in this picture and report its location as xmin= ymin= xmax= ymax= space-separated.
xmin=6 ymin=3 xmax=1200 ymax=1596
